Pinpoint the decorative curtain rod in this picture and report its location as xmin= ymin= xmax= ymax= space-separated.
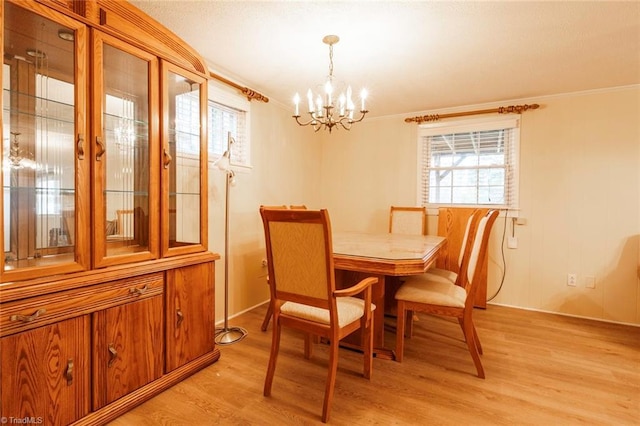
xmin=209 ymin=71 xmax=269 ymax=103
xmin=404 ymin=103 xmax=540 ymax=124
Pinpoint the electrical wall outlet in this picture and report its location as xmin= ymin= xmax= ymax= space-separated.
xmin=567 ymin=273 xmax=577 ymax=286
xmin=585 ymin=276 xmax=596 ymax=289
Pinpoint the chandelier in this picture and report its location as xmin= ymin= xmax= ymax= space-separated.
xmin=293 ymin=35 xmax=368 ymax=132
xmin=6 ymin=132 xmax=36 ymax=170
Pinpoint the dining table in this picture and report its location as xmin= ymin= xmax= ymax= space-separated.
xmin=332 ymin=231 xmax=447 ymax=360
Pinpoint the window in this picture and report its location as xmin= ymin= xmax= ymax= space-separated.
xmin=418 ymin=116 xmax=519 ymax=209
xmin=208 ymin=83 xmax=250 ymax=168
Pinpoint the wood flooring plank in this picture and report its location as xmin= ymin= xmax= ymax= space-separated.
xmin=109 ymin=304 xmax=640 ymax=425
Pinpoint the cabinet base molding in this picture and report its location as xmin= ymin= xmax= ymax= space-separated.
xmin=71 ymin=349 xmax=220 ymax=426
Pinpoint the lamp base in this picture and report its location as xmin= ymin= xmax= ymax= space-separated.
xmin=215 ymin=326 xmax=248 ymax=345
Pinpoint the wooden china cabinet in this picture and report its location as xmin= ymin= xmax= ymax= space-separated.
xmin=0 ymin=1 xmax=219 ymax=424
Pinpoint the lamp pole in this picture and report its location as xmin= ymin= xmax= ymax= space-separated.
xmin=214 ymin=132 xmax=247 ymax=345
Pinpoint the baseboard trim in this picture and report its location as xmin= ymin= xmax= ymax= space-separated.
xmin=215 ymin=300 xmax=269 ymax=326
xmin=487 ymin=301 xmax=640 ymax=328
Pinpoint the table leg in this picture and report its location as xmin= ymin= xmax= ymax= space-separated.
xmin=334 ymin=269 xmax=395 ymax=360
xmin=384 ymin=276 xmax=403 ymax=317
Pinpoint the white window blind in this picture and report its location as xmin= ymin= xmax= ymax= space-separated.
xmin=418 ymin=117 xmax=519 ymax=209
xmin=207 ymin=83 xmax=250 ymax=168
xmin=176 ymin=91 xmax=201 ymax=156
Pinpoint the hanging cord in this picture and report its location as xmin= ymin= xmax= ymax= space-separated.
xmin=487 ymin=208 xmax=508 ymax=301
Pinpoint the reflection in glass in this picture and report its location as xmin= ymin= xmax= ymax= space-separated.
xmin=102 ymin=45 xmax=150 ymax=257
xmin=3 ymin=3 xmax=76 ymax=270
xmin=167 ymin=71 xmax=201 ymax=247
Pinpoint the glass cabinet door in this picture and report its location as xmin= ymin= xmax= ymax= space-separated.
xmin=91 ymin=31 xmax=159 ymax=268
xmin=161 ymin=61 xmax=207 ymax=257
xmin=1 ymin=2 xmax=89 ymax=282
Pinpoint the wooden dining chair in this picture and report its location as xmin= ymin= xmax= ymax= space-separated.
xmin=260 ymin=204 xmax=308 ymax=332
xmin=388 ymin=206 xmax=427 ymax=235
xmin=431 ymin=207 xmax=490 ymax=307
xmin=260 ymin=207 xmax=377 ymax=423
xmin=424 ymin=208 xmax=483 ymax=283
xmin=394 ymin=209 xmax=499 ymax=378
xmin=386 ymin=206 xmax=428 ymax=318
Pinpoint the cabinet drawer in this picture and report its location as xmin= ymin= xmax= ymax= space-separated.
xmin=0 ymin=272 xmax=163 ymax=337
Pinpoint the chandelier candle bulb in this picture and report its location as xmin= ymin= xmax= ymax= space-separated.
xmin=293 ymin=93 xmax=300 ymax=116
xmin=325 ymin=80 xmax=333 ymax=105
xmin=361 ymin=89 xmax=367 ymax=111
xmin=307 ymin=89 xmax=314 ymax=113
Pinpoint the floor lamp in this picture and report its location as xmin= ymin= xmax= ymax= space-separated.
xmin=214 ymin=132 xmax=248 ymax=345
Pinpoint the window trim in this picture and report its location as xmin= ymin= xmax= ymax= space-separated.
xmin=416 ymin=115 xmax=520 ymax=213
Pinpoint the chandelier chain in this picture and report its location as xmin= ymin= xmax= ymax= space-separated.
xmin=328 ymin=43 xmax=334 ymax=79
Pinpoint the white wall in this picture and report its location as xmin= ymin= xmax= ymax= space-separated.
xmin=214 ymin=85 xmax=640 ymax=326
xmin=500 ymin=87 xmax=639 ymax=323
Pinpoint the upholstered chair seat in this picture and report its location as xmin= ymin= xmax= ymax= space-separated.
xmin=395 ymin=276 xmax=466 ymax=308
xmin=282 ymin=298 xmax=375 ymax=327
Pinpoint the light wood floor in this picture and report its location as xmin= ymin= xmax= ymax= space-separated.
xmin=110 ymin=304 xmax=640 ymax=425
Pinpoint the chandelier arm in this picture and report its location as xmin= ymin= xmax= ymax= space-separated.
xmin=293 ymin=115 xmax=320 ymax=127
xmin=338 ymin=119 xmax=352 ymax=131
xmin=349 ymin=110 xmax=369 ymax=124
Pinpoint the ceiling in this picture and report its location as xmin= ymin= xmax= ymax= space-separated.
xmin=130 ymin=1 xmax=640 ymax=118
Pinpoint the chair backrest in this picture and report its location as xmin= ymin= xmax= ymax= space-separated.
xmin=259 ymin=205 xmax=307 ymax=210
xmin=260 ymin=208 xmax=335 ymax=312
xmin=458 ymin=209 xmax=499 ymax=303
xmin=436 ymin=207 xmax=489 ymax=272
xmin=457 ymin=209 xmax=483 ymax=269
xmin=389 ymin=206 xmax=427 ymax=235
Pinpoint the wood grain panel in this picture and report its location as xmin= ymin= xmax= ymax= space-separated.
xmin=92 ymin=295 xmax=164 ymax=409
xmin=0 ymin=315 xmax=90 ymax=424
xmin=165 ymin=262 xmax=215 ymax=372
